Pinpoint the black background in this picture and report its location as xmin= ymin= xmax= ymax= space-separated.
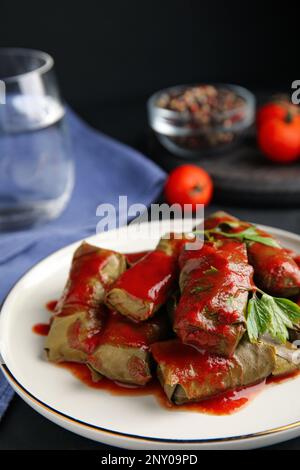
xmin=1 ymin=0 xmax=300 ymax=451
xmin=1 ymin=0 xmax=299 ymax=145
xmin=1 ymin=1 xmax=298 ymax=111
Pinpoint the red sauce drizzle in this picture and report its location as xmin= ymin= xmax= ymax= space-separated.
xmin=294 ymin=255 xmax=300 ymax=269
xmin=34 ymin=315 xmax=300 ymax=416
xmin=180 ymin=381 xmax=265 ymax=415
xmin=152 ymin=339 xmax=235 ymax=386
xmin=46 ymin=300 xmax=58 ymax=312
xmin=266 ymin=370 xmax=300 ymax=384
xmin=59 ymin=362 xmax=160 ymax=396
xmin=247 ymin=242 xmax=300 ymax=292
xmin=56 ymin=244 xmax=115 ymax=317
xmin=32 ymin=301 xmax=57 ymax=336
xmin=175 ymin=240 xmax=253 ymax=355
xmin=114 ymin=250 xmax=177 ymax=303
xmin=32 ymin=323 xmax=50 ymax=336
xmin=205 ymin=214 xmax=300 ymax=294
xmin=93 ymin=310 xmax=166 ymax=349
xmin=58 ymin=362 xmax=270 ymax=415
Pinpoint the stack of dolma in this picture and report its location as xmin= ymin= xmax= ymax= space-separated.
xmin=45 ymin=218 xmax=300 ymax=404
xmin=46 ymin=235 xmax=183 ymax=385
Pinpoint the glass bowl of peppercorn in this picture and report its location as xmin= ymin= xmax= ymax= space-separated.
xmin=147 ymin=84 xmax=255 ymax=158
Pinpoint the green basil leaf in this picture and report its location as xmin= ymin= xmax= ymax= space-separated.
xmin=192 ymin=229 xmax=205 ymax=235
xmin=219 ymin=221 xmax=241 ymax=229
xmin=262 ymin=294 xmax=294 ymax=327
xmin=214 ymin=227 xmax=253 ymax=238
xmin=261 ymin=294 xmax=291 ymax=343
xmin=190 ymin=285 xmax=212 ymax=294
xmin=245 ymin=234 xmax=280 ymax=248
xmin=247 ymin=295 xmax=270 ymax=343
xmin=245 ymin=292 xmax=300 ymax=344
xmin=247 ymin=298 xmax=260 ymax=343
xmin=209 ymin=224 xmax=280 ymax=248
xmin=203 ymin=265 xmax=219 ymax=275
xmin=272 ymin=297 xmax=300 ymax=324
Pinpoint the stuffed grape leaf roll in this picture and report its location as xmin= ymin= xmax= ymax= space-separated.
xmin=87 ymin=310 xmax=170 ymax=386
xmin=105 ymin=235 xmax=186 ymax=322
xmin=174 ymin=239 xmax=253 ymax=357
xmin=261 ymin=335 xmax=300 ymax=377
xmin=205 ymin=211 xmax=300 ymax=297
xmin=151 ymin=338 xmax=276 ymax=405
xmin=45 ymin=242 xmax=126 ymax=362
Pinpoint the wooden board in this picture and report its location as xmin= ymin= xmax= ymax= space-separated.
xmin=148 ymin=134 xmax=300 ymax=207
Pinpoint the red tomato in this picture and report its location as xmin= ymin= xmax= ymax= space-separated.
xmin=257 ymin=103 xmax=286 ymax=128
xmin=164 ymin=165 xmax=213 ymax=210
xmin=258 ymin=115 xmax=300 ymax=164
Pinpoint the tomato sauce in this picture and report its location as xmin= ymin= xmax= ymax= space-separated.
xmin=59 ymin=361 xmax=160 ymax=396
xmin=93 ymin=310 xmax=167 ymax=349
xmin=205 ymin=213 xmax=300 ymax=296
xmin=151 ymin=339 xmax=235 ymax=386
xmin=58 ymin=361 xmax=279 ymax=416
xmin=32 ymin=239 xmax=300 ymax=416
xmin=114 ymin=250 xmax=177 ymax=303
xmin=32 ymin=323 xmax=50 ymax=336
xmin=179 ymin=382 xmax=265 ymax=415
xmin=178 ymin=240 xmax=253 ymax=323
xmin=247 ymin=242 xmax=300 ymax=294
xmin=33 ymin=310 xmax=300 ymax=416
xmin=66 ymin=314 xmax=104 ymax=355
xmin=56 ymin=245 xmax=114 ymax=316
xmin=266 ymin=370 xmax=300 ymax=384
xmin=175 ymin=240 xmax=253 ymax=355
xmin=32 ymin=300 xmax=58 ymax=335
xmin=46 ymin=300 xmax=58 ymax=312
xmin=294 ymin=255 xmax=300 ymax=269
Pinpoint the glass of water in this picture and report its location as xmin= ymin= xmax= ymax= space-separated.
xmin=0 ymin=48 xmax=74 ymax=229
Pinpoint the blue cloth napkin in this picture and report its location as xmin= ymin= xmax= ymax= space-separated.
xmin=0 ymin=108 xmax=166 ymax=419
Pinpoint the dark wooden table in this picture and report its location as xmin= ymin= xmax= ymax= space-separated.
xmin=1 ymin=103 xmax=300 ymax=450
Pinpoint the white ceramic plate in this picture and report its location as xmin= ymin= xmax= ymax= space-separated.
xmin=1 ymin=220 xmax=300 ymax=450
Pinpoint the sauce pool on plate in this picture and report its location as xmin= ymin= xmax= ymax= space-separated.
xmin=46 ymin=300 xmax=58 ymax=312
xmin=32 ymin=300 xmax=57 ymax=336
xmin=32 ymin=323 xmax=50 ymax=336
xmin=58 ymin=361 xmax=270 ymax=416
xmin=32 ymin=243 xmax=300 ymax=417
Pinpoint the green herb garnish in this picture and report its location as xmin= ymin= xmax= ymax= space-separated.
xmin=193 ymin=222 xmax=280 ymax=248
xmin=211 ymin=226 xmax=280 ymax=248
xmin=191 ymin=285 xmax=212 ymax=294
xmin=192 ymin=221 xmax=296 ymax=343
xmin=204 ymin=265 xmax=219 ymax=275
xmin=247 ymin=291 xmax=300 ymax=343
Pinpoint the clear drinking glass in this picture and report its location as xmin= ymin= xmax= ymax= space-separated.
xmin=0 ymin=48 xmax=74 ymax=229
